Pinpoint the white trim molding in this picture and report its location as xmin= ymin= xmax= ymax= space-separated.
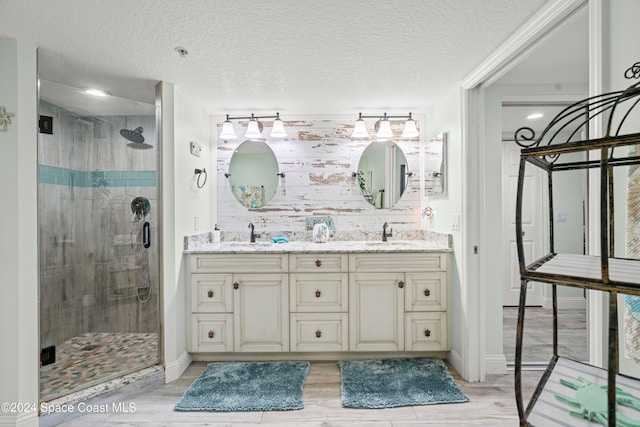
xmin=485 ymin=354 xmax=508 ymax=375
xmin=0 ymin=413 xmax=38 ymax=427
xmin=164 ymin=351 xmax=192 ymax=383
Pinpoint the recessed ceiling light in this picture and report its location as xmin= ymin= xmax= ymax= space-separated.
xmin=86 ymin=89 xmax=110 ymax=97
xmin=527 ymin=113 xmax=544 ymax=120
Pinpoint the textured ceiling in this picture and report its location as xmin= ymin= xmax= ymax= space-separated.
xmin=1 ymin=0 xmax=553 ymax=115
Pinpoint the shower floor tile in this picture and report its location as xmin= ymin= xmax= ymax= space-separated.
xmin=40 ymin=332 xmax=158 ymax=401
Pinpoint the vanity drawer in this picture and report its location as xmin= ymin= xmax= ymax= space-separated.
xmin=405 ymin=272 xmax=447 ymax=312
xmin=290 ymin=313 xmax=349 ymax=352
xmin=404 ymin=312 xmax=448 ymax=351
xmin=289 ymin=253 xmax=348 ymax=272
xmin=190 ymin=254 xmax=287 ymax=273
xmin=349 ymin=253 xmax=446 ymax=273
xmin=190 ymin=314 xmax=233 ymax=352
xmin=290 ymin=273 xmax=348 ymax=312
xmin=191 ymin=274 xmax=233 ymax=313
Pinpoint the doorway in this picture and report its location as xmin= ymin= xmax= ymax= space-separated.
xmin=500 ymin=101 xmax=589 ymax=365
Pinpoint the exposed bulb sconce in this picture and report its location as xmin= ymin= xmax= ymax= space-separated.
xmin=219 ymin=112 xmax=287 ymax=140
xmin=352 ymin=112 xmax=420 ymax=139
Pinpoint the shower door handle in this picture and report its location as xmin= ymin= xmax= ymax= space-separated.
xmin=143 ymin=222 xmax=151 ymax=248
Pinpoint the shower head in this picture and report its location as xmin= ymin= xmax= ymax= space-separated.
xmin=121 ymin=126 xmax=152 ymax=149
xmin=120 ymin=126 xmax=145 ymax=143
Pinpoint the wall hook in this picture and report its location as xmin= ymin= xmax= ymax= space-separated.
xmin=224 ymin=173 xmax=231 ymax=178
xmin=277 ymin=172 xmax=285 ymax=177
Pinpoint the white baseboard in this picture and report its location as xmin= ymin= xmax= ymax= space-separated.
xmin=447 ymin=348 xmax=465 ymax=380
xmin=485 ymin=354 xmax=508 ymax=375
xmin=164 ymin=350 xmax=192 ymax=383
xmin=0 ymin=412 xmax=38 ymax=427
xmin=542 ymin=296 xmax=586 ymax=310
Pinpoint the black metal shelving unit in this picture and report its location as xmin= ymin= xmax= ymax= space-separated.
xmin=514 ymin=82 xmax=640 ymax=426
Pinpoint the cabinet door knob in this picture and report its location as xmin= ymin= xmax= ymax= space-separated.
xmin=315 ymin=330 xmax=322 ymax=338
xmin=424 ymin=329 xmax=431 ymax=337
xmin=424 ymin=288 xmax=431 ymax=297
xmin=315 ymin=290 xmax=321 ymax=298
xmin=398 ymin=280 xmax=405 ymax=289
xmin=208 ymin=330 xmax=215 ymax=339
xmin=207 ymin=290 xmax=214 ymax=298
xmin=233 ymin=282 xmax=239 ymax=290
xmin=315 ymin=259 xmax=322 ymax=267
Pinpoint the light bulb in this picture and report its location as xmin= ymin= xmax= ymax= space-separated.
xmin=245 ymin=119 xmax=262 ymax=139
xmin=219 ymin=120 xmax=237 ymax=140
xmin=352 ymin=118 xmax=368 ymax=138
xmin=376 ymin=119 xmax=393 ymax=139
xmin=270 ymin=118 xmax=287 ymax=138
xmin=401 ymin=118 xmax=419 ymax=138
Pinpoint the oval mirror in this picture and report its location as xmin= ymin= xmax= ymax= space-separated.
xmin=357 ymin=140 xmax=410 ymax=208
xmin=228 ymin=140 xmax=279 ymax=209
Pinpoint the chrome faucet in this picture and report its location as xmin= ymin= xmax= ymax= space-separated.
xmin=248 ymin=222 xmax=259 ymax=243
xmin=382 ymin=222 xmax=393 ymax=242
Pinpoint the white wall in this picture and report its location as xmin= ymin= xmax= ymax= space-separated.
xmin=0 ymin=37 xmax=39 ymax=427
xmin=424 ymin=86 xmax=464 ymax=373
xmin=160 ymin=83 xmax=212 ymax=382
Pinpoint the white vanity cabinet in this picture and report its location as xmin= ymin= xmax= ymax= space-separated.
xmin=289 ymin=254 xmax=349 ymax=351
xmin=186 ymin=244 xmax=449 ymax=357
xmin=187 ymin=253 xmax=288 ymax=353
xmin=349 ymin=253 xmax=449 ymax=352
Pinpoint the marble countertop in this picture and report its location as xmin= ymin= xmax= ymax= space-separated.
xmin=185 ymin=239 xmax=452 ymax=254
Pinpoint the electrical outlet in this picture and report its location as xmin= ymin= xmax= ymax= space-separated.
xmin=190 ymin=141 xmax=202 ymax=157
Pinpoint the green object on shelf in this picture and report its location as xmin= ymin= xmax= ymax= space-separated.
xmin=554 ymin=376 xmax=640 ymax=426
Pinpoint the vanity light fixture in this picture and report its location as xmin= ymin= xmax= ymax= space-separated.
xmin=352 ymin=112 xmax=420 ymax=139
xmin=219 ymin=112 xmax=287 ymax=140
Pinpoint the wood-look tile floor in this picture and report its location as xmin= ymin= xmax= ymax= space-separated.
xmin=503 ymin=307 xmax=587 ymax=364
xmin=50 ymin=361 xmax=544 ymax=426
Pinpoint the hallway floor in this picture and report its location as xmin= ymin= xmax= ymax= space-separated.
xmin=40 ymin=332 xmax=158 ymax=401
xmin=44 ymin=361 xmax=544 ymax=426
xmin=503 ymin=307 xmax=587 ymax=365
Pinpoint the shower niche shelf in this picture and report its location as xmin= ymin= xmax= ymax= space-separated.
xmin=513 ymin=82 xmax=640 ymax=426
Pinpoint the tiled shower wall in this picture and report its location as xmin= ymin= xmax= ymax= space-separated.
xmin=216 ymin=117 xmax=427 ymax=236
xmin=38 ymin=101 xmax=159 ymax=349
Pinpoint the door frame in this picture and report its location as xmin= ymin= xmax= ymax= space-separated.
xmin=458 ymin=0 xmax=589 ymax=381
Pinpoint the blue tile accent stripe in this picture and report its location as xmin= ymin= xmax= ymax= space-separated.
xmin=38 ymin=165 xmax=157 ymax=187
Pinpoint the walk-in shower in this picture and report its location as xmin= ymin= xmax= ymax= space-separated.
xmin=37 ymin=81 xmax=161 ymax=402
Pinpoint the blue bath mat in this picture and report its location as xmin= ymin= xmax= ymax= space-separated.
xmin=338 ymin=358 xmax=469 ymax=408
xmin=174 ymin=361 xmax=310 ymax=412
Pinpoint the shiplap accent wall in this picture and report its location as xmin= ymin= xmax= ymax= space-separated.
xmin=216 ymin=117 xmax=425 ymax=236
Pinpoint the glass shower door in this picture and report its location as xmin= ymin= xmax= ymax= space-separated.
xmin=38 ymin=81 xmax=161 ymax=402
